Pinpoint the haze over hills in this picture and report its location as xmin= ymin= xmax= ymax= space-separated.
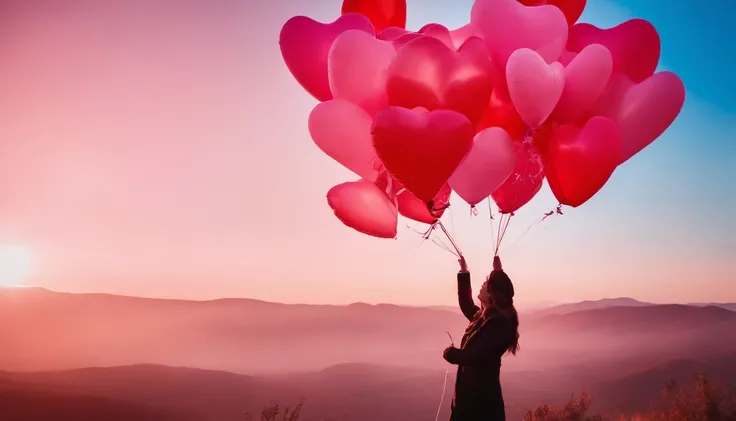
xmin=2 ymin=287 xmax=736 ymax=375
xmin=2 ymin=286 xmax=736 ymax=420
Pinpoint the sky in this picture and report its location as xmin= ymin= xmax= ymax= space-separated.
xmin=0 ymin=0 xmax=733 ymax=306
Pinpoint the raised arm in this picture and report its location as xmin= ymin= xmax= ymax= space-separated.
xmin=457 ymin=257 xmax=479 ymax=321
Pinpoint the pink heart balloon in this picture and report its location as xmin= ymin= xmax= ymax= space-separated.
xmin=391 ymin=23 xmax=455 ymax=50
xmin=551 ymin=44 xmax=613 ymax=124
xmin=386 ymin=36 xmax=495 ymax=125
xmin=309 ymin=99 xmax=382 ymax=182
xmin=327 ymin=179 xmax=398 ymax=239
xmin=567 ymin=19 xmax=660 ymax=83
xmin=449 ymin=127 xmax=516 ymax=206
xmin=471 ymin=0 xmax=568 ymax=67
xmin=491 ymin=141 xmax=545 ymax=214
xmin=396 ymin=183 xmax=452 ymax=224
xmin=450 ymin=24 xmax=474 ymax=50
xmin=593 ymin=72 xmax=685 ymax=164
xmin=545 ymin=116 xmax=622 ymax=207
xmin=328 ymin=30 xmax=396 ymax=115
xmin=377 ymin=26 xmax=410 ymax=41
xmin=558 ymin=50 xmax=577 ymax=66
xmin=506 ymin=48 xmax=565 ymax=128
xmin=279 ymin=14 xmax=375 ymax=101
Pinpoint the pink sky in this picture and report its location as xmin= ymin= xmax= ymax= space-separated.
xmin=0 ymin=0 xmax=733 ymax=306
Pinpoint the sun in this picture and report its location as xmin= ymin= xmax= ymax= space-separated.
xmin=0 ymin=244 xmax=32 ymax=287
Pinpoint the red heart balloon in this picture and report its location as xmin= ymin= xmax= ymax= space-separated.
xmin=386 ymin=36 xmax=494 ymax=125
xmin=477 ymin=90 xmax=528 ymax=140
xmin=517 ymin=0 xmax=586 ymax=27
xmin=397 ymin=183 xmax=452 ymax=224
xmin=567 ymin=19 xmax=660 ymax=83
xmin=371 ymin=107 xmax=474 ymax=203
xmin=491 ymin=141 xmax=545 ymax=214
xmin=545 ymin=116 xmax=622 ymax=207
xmin=342 ymin=0 xmax=407 ymax=33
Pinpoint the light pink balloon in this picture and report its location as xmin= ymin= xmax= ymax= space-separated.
xmin=506 ymin=48 xmax=565 ymax=128
xmin=327 ymin=180 xmax=398 ymax=239
xmin=552 ymin=44 xmax=613 ymax=124
xmin=450 ymin=24 xmax=473 ymax=49
xmin=308 ymin=99 xmax=381 ymax=182
xmin=448 ymin=127 xmax=516 ymax=206
xmin=471 ymin=0 xmax=568 ymax=67
xmin=328 ymin=30 xmax=396 ymax=115
xmin=279 ymin=14 xmax=375 ymax=102
xmin=593 ymin=72 xmax=685 ymax=164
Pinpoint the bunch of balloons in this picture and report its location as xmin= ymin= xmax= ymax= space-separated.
xmin=279 ymin=0 xmax=685 ymax=240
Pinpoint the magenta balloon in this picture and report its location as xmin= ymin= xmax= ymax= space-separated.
xmin=567 ymin=19 xmax=660 ymax=83
xmin=327 ymin=180 xmax=398 ymax=239
xmin=592 ymin=72 xmax=685 ymax=164
xmin=328 ymin=30 xmax=396 ymax=115
xmin=308 ymin=99 xmax=382 ymax=182
xmin=491 ymin=142 xmax=545 ymax=214
xmin=450 ymin=24 xmax=473 ymax=50
xmin=506 ymin=48 xmax=565 ymax=128
xmin=471 ymin=0 xmax=568 ymax=67
xmin=551 ymin=43 xmax=613 ymax=124
xmin=279 ymin=14 xmax=375 ymax=101
xmin=449 ymin=127 xmax=516 ymax=206
xmin=377 ymin=26 xmax=410 ymax=41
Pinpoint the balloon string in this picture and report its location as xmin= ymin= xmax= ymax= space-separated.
xmin=434 ymin=367 xmax=451 ymax=421
xmin=406 ymin=224 xmax=458 ymax=257
xmin=436 ymin=220 xmax=463 ymax=257
xmin=494 ymin=213 xmax=513 ymax=256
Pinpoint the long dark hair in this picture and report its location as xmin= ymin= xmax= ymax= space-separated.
xmin=488 ymin=271 xmax=520 ymax=355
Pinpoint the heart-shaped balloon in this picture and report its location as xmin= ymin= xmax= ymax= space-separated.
xmin=377 ymin=26 xmax=409 ymax=42
xmin=551 ymin=43 xmax=613 ymax=124
xmin=593 ymin=72 xmax=685 ymax=164
xmin=327 ymin=179 xmax=398 ymax=238
xmin=309 ymin=99 xmax=381 ymax=181
xmin=341 ymin=0 xmax=407 ymax=33
xmin=279 ymin=14 xmax=375 ymax=101
xmin=491 ymin=141 xmax=545 ymax=213
xmin=506 ymin=48 xmax=565 ymax=128
xmin=328 ymin=30 xmax=396 ymax=115
xmin=386 ymin=36 xmax=494 ymax=124
xmin=558 ymin=50 xmax=577 ymax=66
xmin=449 ymin=127 xmax=516 ymax=206
xmin=477 ymin=90 xmax=528 ymax=140
xmin=372 ymin=107 xmax=474 ymax=203
xmin=545 ymin=116 xmax=622 ymax=207
xmin=391 ymin=23 xmax=455 ymax=50
xmin=567 ymin=19 xmax=660 ymax=83
xmin=471 ymin=0 xmax=568 ymax=66
xmin=517 ymin=0 xmax=586 ymax=27
xmin=450 ymin=24 xmax=473 ymax=49
xmin=397 ymin=183 xmax=452 ymax=224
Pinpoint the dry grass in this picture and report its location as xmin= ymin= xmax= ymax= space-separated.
xmin=247 ymin=373 xmax=736 ymax=421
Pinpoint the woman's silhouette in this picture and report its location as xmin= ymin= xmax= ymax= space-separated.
xmin=443 ymin=255 xmax=520 ymax=421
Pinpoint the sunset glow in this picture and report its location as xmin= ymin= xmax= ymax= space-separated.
xmin=0 ymin=244 xmax=31 ymax=287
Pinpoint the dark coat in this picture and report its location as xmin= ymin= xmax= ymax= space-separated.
xmin=444 ymin=271 xmax=514 ymax=421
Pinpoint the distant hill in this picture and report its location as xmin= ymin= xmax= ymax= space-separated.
xmin=3 ymin=287 xmax=736 ymax=375
xmin=590 ymin=351 xmax=736 ymax=414
xmin=531 ymin=297 xmax=655 ymax=317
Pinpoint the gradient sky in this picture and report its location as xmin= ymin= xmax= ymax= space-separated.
xmin=0 ymin=0 xmax=733 ymax=306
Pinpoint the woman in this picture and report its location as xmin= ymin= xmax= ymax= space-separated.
xmin=442 ymin=255 xmax=520 ymax=421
